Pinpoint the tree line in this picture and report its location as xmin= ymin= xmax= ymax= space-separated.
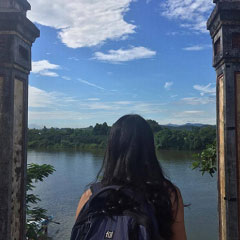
xmin=28 ymin=120 xmax=216 ymax=151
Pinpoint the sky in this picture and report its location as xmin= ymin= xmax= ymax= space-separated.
xmin=27 ymin=0 xmax=216 ymax=128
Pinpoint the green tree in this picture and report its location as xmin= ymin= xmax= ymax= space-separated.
xmin=93 ymin=122 xmax=110 ymax=135
xmin=147 ymin=119 xmax=162 ymax=133
xmin=26 ymin=163 xmax=55 ymax=239
xmin=192 ymin=142 xmax=217 ymax=177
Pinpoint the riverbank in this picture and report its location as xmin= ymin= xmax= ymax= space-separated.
xmin=28 ymin=122 xmax=216 ymax=152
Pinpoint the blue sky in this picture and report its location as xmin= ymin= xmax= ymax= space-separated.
xmin=27 ymin=0 xmax=216 ymax=128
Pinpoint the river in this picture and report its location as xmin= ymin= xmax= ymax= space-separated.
xmin=27 ymin=149 xmax=218 ymax=240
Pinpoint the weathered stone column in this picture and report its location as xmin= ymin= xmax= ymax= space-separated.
xmin=0 ymin=0 xmax=39 ymax=239
xmin=207 ymin=1 xmax=240 ymax=239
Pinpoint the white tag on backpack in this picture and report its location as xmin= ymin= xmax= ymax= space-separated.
xmin=105 ymin=230 xmax=114 ymax=239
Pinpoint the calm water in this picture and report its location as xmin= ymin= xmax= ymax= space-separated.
xmin=27 ymin=150 xmax=218 ymax=240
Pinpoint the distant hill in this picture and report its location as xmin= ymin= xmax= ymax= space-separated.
xmin=163 ymin=123 xmax=216 ymax=131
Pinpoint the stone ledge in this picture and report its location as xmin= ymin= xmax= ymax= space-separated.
xmin=17 ymin=0 xmax=31 ymax=11
xmin=0 ymin=12 xmax=39 ymax=43
xmin=207 ymin=2 xmax=240 ymax=34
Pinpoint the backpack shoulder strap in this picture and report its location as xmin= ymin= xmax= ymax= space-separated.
xmin=74 ymin=183 xmax=102 ymax=223
xmin=90 ymin=182 xmax=102 ymax=195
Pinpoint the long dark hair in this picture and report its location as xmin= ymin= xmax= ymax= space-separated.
xmin=96 ymin=114 xmax=178 ymax=240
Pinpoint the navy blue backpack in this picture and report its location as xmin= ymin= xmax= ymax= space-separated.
xmin=70 ymin=183 xmax=163 ymax=240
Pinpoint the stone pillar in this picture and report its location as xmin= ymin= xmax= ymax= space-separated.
xmin=207 ymin=1 xmax=240 ymax=240
xmin=0 ymin=0 xmax=39 ymax=239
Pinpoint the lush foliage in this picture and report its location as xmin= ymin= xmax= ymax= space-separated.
xmin=155 ymin=126 xmax=216 ymax=150
xmin=146 ymin=119 xmax=163 ymax=133
xmin=28 ymin=121 xmax=216 ymax=151
xmin=28 ymin=123 xmax=110 ymax=151
xmin=192 ymin=142 xmax=217 ymax=176
xmin=26 ymin=163 xmax=55 ymax=239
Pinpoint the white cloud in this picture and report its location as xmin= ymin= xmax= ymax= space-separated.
xmin=29 ymin=86 xmax=76 ymax=108
xmin=78 ymin=79 xmax=105 ymax=90
xmin=114 ymin=101 xmax=132 ymax=105
xmin=29 ymin=111 xmax=84 ymax=121
xmin=183 ymin=110 xmax=204 ymax=114
xmin=130 ymin=103 xmax=163 ymax=114
xmin=93 ymin=46 xmax=156 ymax=63
xmin=87 ymin=98 xmax=101 ymax=101
xmin=183 ymin=44 xmax=211 ymax=51
xmin=29 ymin=86 xmax=215 ymax=126
xmin=173 ymin=110 xmax=205 ymax=119
xmin=32 ymin=60 xmax=60 ymax=77
xmin=68 ymin=57 xmax=79 ymax=61
xmin=62 ymin=76 xmax=71 ymax=81
xmin=83 ymin=102 xmax=116 ymax=110
xmin=41 ymin=71 xmax=59 ymax=77
xmin=164 ymin=81 xmax=173 ymax=90
xmin=29 ymin=86 xmax=60 ymax=108
xmin=28 ymin=86 xmax=165 ymax=125
xmin=193 ymin=83 xmax=216 ymax=96
xmin=161 ymin=0 xmax=214 ymax=33
xmin=28 ymin=0 xmax=136 ymax=48
xmin=166 ymin=110 xmax=215 ymax=125
xmin=77 ymin=101 xmax=163 ymax=114
xmin=166 ymin=31 xmax=178 ymax=36
xmin=181 ymin=96 xmax=215 ymax=105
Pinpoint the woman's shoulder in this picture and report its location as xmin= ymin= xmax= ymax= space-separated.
xmin=162 ymin=180 xmax=181 ymax=202
xmin=75 ymin=189 xmax=92 ymax=219
xmin=162 ymin=181 xmax=183 ymax=217
xmin=170 ymin=185 xmax=182 ymax=200
xmin=82 ymin=188 xmax=92 ymax=199
xmin=170 ymin=186 xmax=187 ymax=240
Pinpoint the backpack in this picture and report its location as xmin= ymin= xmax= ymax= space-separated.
xmin=70 ymin=183 xmax=163 ymax=240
